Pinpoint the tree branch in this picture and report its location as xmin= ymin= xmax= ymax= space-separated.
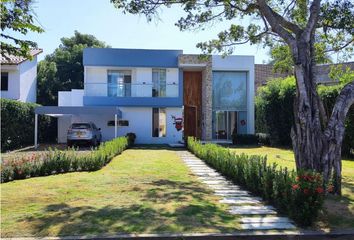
xmin=303 ymin=0 xmax=321 ymax=41
xmin=256 ymin=0 xmax=295 ymax=46
xmin=324 ymin=38 xmax=354 ymax=53
xmin=324 ymin=81 xmax=354 ymax=141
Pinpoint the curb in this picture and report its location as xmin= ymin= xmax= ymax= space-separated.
xmin=3 ymin=230 xmax=354 ymax=240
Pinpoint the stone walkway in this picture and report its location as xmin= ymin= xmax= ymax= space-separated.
xmin=177 ymin=151 xmax=296 ymax=230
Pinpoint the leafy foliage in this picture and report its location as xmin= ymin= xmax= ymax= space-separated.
xmin=1 ymin=137 xmax=128 ymax=183
xmin=1 ymin=0 xmax=44 ymax=58
xmin=111 ymin=0 xmax=353 ymax=60
xmin=187 ymin=137 xmax=326 ymax=226
xmin=255 ymin=76 xmax=296 ymax=146
xmin=37 ymin=31 xmax=109 ymax=105
xmin=1 ymin=99 xmax=56 ymax=152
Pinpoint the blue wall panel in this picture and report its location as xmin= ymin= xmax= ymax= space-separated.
xmin=83 ymin=48 xmax=183 ymax=68
xmin=83 ymin=96 xmax=182 ymax=107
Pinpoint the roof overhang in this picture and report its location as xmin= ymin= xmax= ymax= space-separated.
xmin=35 ymin=106 xmax=122 ymax=118
xmin=178 ymin=63 xmax=207 ymax=71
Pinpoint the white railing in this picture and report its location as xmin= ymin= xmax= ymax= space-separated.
xmin=84 ymin=83 xmax=179 ymax=98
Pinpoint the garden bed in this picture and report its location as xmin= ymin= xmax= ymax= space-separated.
xmin=1 ymin=137 xmax=128 ymax=183
xmin=229 ymin=145 xmax=354 ymax=230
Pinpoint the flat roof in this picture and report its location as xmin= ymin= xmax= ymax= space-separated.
xmin=35 ymin=106 xmax=122 ymax=117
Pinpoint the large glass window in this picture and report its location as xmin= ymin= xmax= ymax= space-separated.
xmin=107 ymin=70 xmax=131 ymax=97
xmin=152 ymin=108 xmax=166 ymax=137
xmin=1 ymin=72 xmax=9 ymax=91
xmin=212 ymin=111 xmax=237 ymax=139
xmin=212 ymin=71 xmax=247 ymax=111
xmin=152 ymin=69 xmax=166 ymax=97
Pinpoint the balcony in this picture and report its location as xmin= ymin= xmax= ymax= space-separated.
xmin=84 ymin=83 xmax=179 ymax=98
xmin=83 ymin=83 xmax=182 ymax=107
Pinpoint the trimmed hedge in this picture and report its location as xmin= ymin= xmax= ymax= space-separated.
xmin=232 ymin=134 xmax=259 ymax=145
xmin=256 ymin=75 xmax=354 ymax=157
xmin=255 ymin=77 xmax=296 ymax=147
xmin=188 ymin=137 xmax=329 ymax=226
xmin=1 ymin=99 xmax=57 ymax=152
xmin=1 ymin=137 xmax=128 ymax=183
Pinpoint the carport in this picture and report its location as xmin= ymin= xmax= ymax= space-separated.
xmin=34 ymin=106 xmax=122 ymax=148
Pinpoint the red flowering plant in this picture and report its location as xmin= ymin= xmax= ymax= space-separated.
xmin=290 ymin=170 xmax=325 ymax=226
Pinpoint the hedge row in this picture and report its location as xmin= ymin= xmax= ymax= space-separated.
xmin=1 ymin=99 xmax=57 ymax=152
xmin=1 ymin=137 xmax=128 ymax=183
xmin=188 ymin=137 xmax=330 ymax=226
xmin=256 ymin=74 xmax=354 ymax=157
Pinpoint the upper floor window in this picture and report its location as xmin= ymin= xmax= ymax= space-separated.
xmin=152 ymin=69 xmax=166 ymax=97
xmin=107 ymin=70 xmax=131 ymax=97
xmin=1 ymin=72 xmax=9 ymax=91
xmin=212 ymin=71 xmax=247 ymax=111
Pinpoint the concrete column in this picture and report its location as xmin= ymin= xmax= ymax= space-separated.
xmin=34 ymin=114 xmax=38 ymax=149
xmin=114 ymin=114 xmax=117 ymax=138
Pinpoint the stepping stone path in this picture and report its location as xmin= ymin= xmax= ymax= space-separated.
xmin=176 ymin=151 xmax=296 ymax=231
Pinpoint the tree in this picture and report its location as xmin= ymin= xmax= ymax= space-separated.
xmin=111 ymin=0 xmax=354 ymax=194
xmin=1 ymin=0 xmax=44 ymax=58
xmin=37 ymin=31 xmax=109 ymax=105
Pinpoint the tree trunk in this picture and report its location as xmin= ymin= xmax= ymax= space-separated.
xmin=256 ymin=0 xmax=353 ymax=195
xmin=290 ymin=38 xmax=354 ymax=195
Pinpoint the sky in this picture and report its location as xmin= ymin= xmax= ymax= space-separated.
xmin=24 ymin=0 xmax=270 ymax=63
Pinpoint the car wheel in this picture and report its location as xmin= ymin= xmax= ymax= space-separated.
xmin=92 ymin=138 xmax=97 ymax=147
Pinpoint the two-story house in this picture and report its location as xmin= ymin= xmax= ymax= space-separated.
xmin=35 ymin=48 xmax=254 ymax=145
xmin=1 ymin=49 xmax=42 ymax=103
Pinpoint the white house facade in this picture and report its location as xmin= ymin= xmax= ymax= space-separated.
xmin=35 ymin=48 xmax=254 ymax=145
xmin=0 ymin=49 xmax=42 ymax=103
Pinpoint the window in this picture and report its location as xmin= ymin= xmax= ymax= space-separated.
xmin=152 ymin=69 xmax=166 ymax=97
xmin=107 ymin=120 xmax=129 ymax=127
xmin=212 ymin=71 xmax=247 ymax=111
xmin=71 ymin=123 xmax=91 ymax=129
xmin=152 ymin=108 xmax=166 ymax=137
xmin=1 ymin=72 xmax=9 ymax=91
xmin=107 ymin=70 xmax=132 ymax=97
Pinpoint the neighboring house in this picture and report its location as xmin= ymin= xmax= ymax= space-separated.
xmin=36 ymin=48 xmax=254 ymax=144
xmin=255 ymin=62 xmax=354 ymax=90
xmin=0 ymin=49 xmax=42 ymax=103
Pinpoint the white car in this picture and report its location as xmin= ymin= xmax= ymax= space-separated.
xmin=67 ymin=122 xmax=102 ymax=147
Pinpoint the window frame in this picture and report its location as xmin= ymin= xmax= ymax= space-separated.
xmin=152 ymin=108 xmax=167 ymax=137
xmin=152 ymin=69 xmax=167 ymax=97
xmin=107 ymin=70 xmax=132 ymax=97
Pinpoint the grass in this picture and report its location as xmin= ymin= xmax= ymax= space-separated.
xmin=230 ymin=145 xmax=354 ymax=230
xmin=1 ymin=148 xmax=240 ymax=237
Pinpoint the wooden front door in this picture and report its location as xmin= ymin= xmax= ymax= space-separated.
xmin=183 ymin=71 xmax=202 ymax=139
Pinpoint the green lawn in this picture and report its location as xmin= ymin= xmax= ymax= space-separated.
xmin=1 ymin=148 xmax=240 ymax=237
xmin=230 ymin=146 xmax=354 ymax=230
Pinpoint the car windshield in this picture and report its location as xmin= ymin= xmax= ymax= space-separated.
xmin=71 ymin=123 xmax=91 ymax=129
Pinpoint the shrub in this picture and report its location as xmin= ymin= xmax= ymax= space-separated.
xmin=1 ymin=99 xmax=57 ymax=152
xmin=256 ymin=73 xmax=354 ymax=157
xmin=187 ymin=137 xmax=326 ymax=226
xmin=126 ymin=132 xmax=136 ymax=147
xmin=255 ymin=77 xmax=296 ymax=147
xmin=232 ymin=134 xmax=258 ymax=145
xmin=1 ymin=137 xmax=128 ymax=183
xmin=256 ymin=133 xmax=271 ymax=145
